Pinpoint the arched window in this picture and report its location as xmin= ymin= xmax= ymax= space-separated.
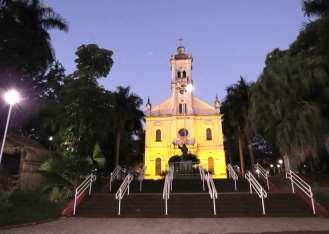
xmin=182 ymin=70 xmax=186 ymax=78
xmin=206 ymin=128 xmax=212 ymax=140
xmin=177 ymin=71 xmax=181 ymax=78
xmin=155 ymin=129 xmax=161 ymax=142
xmin=208 ymin=157 xmax=214 ymax=173
xmin=155 ymin=158 xmax=161 ymax=176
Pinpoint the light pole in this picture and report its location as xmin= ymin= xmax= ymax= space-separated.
xmin=270 ymin=164 xmax=275 ymax=175
xmin=278 ymin=159 xmax=283 ymax=174
xmin=0 ymin=89 xmax=21 ymax=164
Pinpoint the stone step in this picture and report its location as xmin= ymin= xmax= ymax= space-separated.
xmin=97 ymin=177 xmax=252 ymax=193
xmin=76 ymin=192 xmax=314 ymax=218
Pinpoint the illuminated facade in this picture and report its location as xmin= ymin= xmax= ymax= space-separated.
xmin=144 ymin=44 xmax=227 ymax=179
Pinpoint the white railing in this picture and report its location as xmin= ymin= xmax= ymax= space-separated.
xmin=199 ymin=165 xmax=206 ymax=191
xmin=109 ymin=165 xmax=123 ymax=192
xmin=162 ymin=166 xmax=174 ymax=215
xmin=205 ymin=173 xmax=218 ymax=215
xmin=245 ymin=171 xmax=268 ymax=215
xmin=227 ymin=163 xmax=238 ymax=191
xmin=138 ymin=165 xmax=146 ymax=192
xmin=115 ymin=173 xmax=134 ymax=215
xmin=254 ymin=163 xmax=270 ymax=190
xmin=286 ymin=170 xmax=315 ymax=215
xmin=73 ymin=172 xmax=97 ymax=215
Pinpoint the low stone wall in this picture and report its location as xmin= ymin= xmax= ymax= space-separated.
xmin=3 ymin=136 xmax=50 ymax=191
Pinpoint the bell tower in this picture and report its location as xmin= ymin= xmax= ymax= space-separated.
xmin=170 ymin=40 xmax=193 ymax=115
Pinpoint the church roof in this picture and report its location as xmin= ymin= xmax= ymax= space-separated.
xmin=149 ymin=96 xmax=218 ymax=116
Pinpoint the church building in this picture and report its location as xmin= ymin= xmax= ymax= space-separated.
xmin=144 ymin=43 xmax=227 ymax=179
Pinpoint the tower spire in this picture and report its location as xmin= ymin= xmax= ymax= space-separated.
xmin=145 ymin=96 xmax=152 ymax=116
xmin=214 ymin=95 xmax=221 ymax=111
xmin=178 ymin=38 xmax=183 ymax=47
xmin=177 ymin=38 xmax=186 ymax=55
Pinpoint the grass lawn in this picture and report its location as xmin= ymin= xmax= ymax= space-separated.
xmin=0 ymin=191 xmax=64 ymax=227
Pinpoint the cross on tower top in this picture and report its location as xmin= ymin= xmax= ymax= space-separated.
xmin=178 ymin=38 xmax=183 ymax=47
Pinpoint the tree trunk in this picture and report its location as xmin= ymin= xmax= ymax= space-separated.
xmin=115 ymin=130 xmax=121 ymax=167
xmin=238 ymin=135 xmax=245 ymax=176
xmin=228 ymin=150 xmax=232 ymax=164
xmin=246 ymin=136 xmax=255 ymax=172
xmin=283 ymin=153 xmax=290 ymax=173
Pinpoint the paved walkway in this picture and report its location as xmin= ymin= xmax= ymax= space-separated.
xmin=2 ymin=217 xmax=329 ymax=234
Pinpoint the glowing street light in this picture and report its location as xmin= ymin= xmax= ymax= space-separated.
xmin=4 ymin=89 xmax=20 ymax=105
xmin=278 ymin=159 xmax=283 ymax=164
xmin=0 ymin=89 xmax=21 ymax=164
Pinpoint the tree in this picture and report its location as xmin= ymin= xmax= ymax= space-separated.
xmin=58 ymin=78 xmax=111 ymax=158
xmin=303 ymin=0 xmax=329 ymax=17
xmin=57 ymin=43 xmax=114 ymax=155
xmin=0 ymin=0 xmax=68 ymax=77
xmin=250 ymin=47 xmax=327 ymax=169
xmin=111 ymin=86 xmax=144 ymax=167
xmin=222 ymin=77 xmax=255 ymax=175
xmin=74 ymin=44 xmax=113 ymax=80
xmin=0 ymin=0 xmax=68 ymax=134
xmin=22 ymin=61 xmax=66 ymax=147
xmin=302 ymin=0 xmax=329 ymax=61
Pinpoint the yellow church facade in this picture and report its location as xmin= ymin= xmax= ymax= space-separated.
xmin=144 ymin=44 xmax=227 ymax=179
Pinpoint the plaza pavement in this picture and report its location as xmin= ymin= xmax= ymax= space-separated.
xmin=1 ymin=217 xmax=329 ymax=234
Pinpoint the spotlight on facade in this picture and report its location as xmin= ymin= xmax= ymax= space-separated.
xmin=270 ymin=164 xmax=274 ymax=168
xmin=278 ymin=159 xmax=283 ymax=164
xmin=186 ymin=83 xmax=194 ymax=93
xmin=48 ymin=136 xmax=53 ymax=141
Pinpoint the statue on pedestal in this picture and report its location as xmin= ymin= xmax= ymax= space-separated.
xmin=178 ymin=143 xmax=188 ymax=157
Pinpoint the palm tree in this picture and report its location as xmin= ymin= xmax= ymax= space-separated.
xmin=222 ymin=77 xmax=255 ymax=176
xmin=112 ymin=86 xmax=144 ymax=167
xmin=0 ymin=0 xmax=68 ymax=75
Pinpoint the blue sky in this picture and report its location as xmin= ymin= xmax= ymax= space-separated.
xmin=47 ymin=0 xmax=305 ymax=106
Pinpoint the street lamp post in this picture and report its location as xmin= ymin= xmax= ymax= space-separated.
xmin=0 ymin=89 xmax=21 ymax=164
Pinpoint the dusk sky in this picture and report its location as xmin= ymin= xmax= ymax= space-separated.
xmin=47 ymin=0 xmax=305 ymax=106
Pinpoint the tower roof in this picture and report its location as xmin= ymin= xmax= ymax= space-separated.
xmin=148 ymin=96 xmax=219 ymax=116
xmin=173 ymin=39 xmax=192 ymax=60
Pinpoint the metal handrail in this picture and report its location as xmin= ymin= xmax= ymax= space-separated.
xmin=227 ymin=163 xmax=238 ymax=191
xmin=199 ymin=165 xmax=206 ymax=191
xmin=162 ymin=165 xmax=174 ymax=215
xmin=245 ymin=171 xmax=267 ymax=215
xmin=255 ymin=163 xmax=270 ymax=190
xmin=109 ymin=165 xmax=123 ymax=192
xmin=115 ymin=173 xmax=134 ymax=215
xmin=73 ymin=172 xmax=97 ymax=215
xmin=138 ymin=165 xmax=146 ymax=192
xmin=286 ymin=170 xmax=315 ymax=215
xmin=205 ymin=172 xmax=218 ymax=215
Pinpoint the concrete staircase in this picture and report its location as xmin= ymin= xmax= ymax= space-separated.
xmin=75 ymin=178 xmax=314 ymax=218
